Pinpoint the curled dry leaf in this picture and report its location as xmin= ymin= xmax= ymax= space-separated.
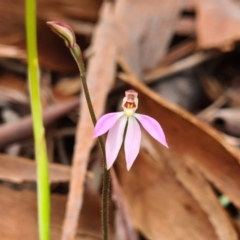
xmin=194 ymin=0 xmax=240 ymax=50
xmin=117 ymin=71 xmax=240 ymax=239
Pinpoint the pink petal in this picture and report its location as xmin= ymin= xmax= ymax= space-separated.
xmin=93 ymin=112 xmax=124 ymax=138
xmin=134 ymin=113 xmax=168 ymax=148
xmin=124 ymin=116 xmax=141 ymax=170
xmin=106 ymin=115 xmax=128 ymax=169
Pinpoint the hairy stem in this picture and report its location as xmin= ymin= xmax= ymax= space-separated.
xmin=70 ymin=48 xmax=110 ymax=240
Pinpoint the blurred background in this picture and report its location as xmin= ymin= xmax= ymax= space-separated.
xmin=1 ymin=0 xmax=240 ymax=239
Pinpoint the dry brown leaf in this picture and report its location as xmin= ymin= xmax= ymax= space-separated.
xmin=62 ymin=3 xmax=117 ymax=239
xmin=116 ymin=147 xmax=237 ymax=240
xmin=0 ymin=74 xmax=28 ymax=106
xmin=0 ymin=86 xmax=28 ymax=107
xmin=116 ymin=72 xmax=240 ymax=239
xmin=119 ymin=72 xmax=240 ymax=208
xmin=53 ymin=76 xmax=82 ymax=97
xmin=115 ymin=0 xmax=184 ymax=77
xmin=194 ymin=0 xmax=240 ymax=49
xmin=0 ymin=185 xmax=114 ymax=240
xmin=167 ymin=153 xmax=237 ymax=240
xmin=175 ymin=16 xmax=195 ymax=36
xmin=40 ymin=0 xmax=101 ymax=21
xmin=159 ymin=39 xmax=197 ymax=65
xmin=0 ymin=74 xmax=26 ymax=92
xmin=0 ymin=0 xmax=102 ymax=73
xmin=0 ymin=44 xmax=26 ymax=59
xmin=115 ymin=151 xmax=223 ymax=240
xmin=0 ymin=154 xmax=70 ymax=183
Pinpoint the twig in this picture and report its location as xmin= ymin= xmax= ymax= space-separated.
xmin=159 ymin=39 xmax=196 ymax=65
xmin=197 ymin=94 xmax=227 ymax=119
xmin=0 ymin=97 xmax=79 ymax=149
xmin=142 ymin=52 xmax=219 ymax=83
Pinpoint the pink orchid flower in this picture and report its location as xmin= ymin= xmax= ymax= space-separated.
xmin=94 ymin=90 xmax=168 ymax=170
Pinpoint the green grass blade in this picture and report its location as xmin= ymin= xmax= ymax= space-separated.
xmin=25 ymin=0 xmax=50 ymax=239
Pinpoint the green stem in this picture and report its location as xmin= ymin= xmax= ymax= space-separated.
xmin=70 ymin=48 xmax=110 ymax=240
xmin=26 ymin=1 xmax=50 ymax=240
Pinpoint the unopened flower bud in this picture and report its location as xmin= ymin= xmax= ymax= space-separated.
xmin=47 ymin=21 xmax=76 ymax=49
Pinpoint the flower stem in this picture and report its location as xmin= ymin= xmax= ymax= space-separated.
xmin=102 ymin=166 xmax=110 ymax=240
xmin=25 ymin=0 xmax=50 ymax=239
xmin=70 ymin=48 xmax=110 ymax=240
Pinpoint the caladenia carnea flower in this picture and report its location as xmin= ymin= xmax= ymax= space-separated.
xmin=94 ymin=90 xmax=168 ymax=170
